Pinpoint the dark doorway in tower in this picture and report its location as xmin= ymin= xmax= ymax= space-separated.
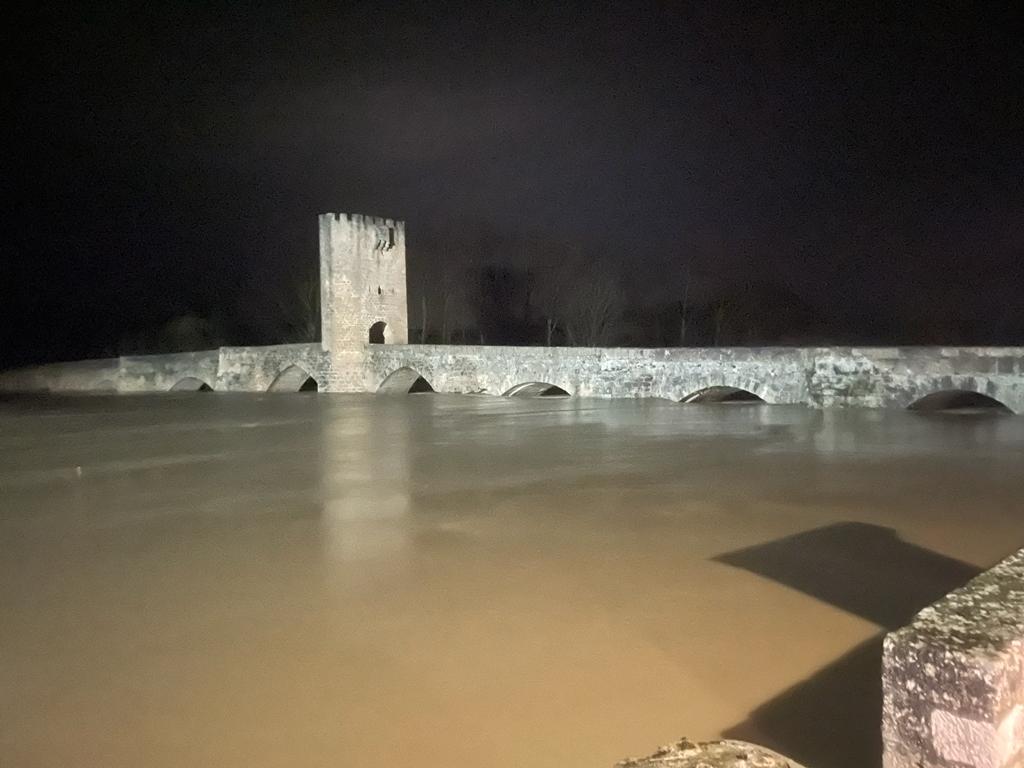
xmin=369 ymin=321 xmax=387 ymax=344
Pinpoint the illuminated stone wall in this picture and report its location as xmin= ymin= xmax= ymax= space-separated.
xmin=883 ymin=548 xmax=1024 ymax=768
xmin=318 ymin=212 xmax=408 ymax=352
xmin=3 ymin=343 xmax=1024 ymax=412
xmin=361 ymin=343 xmax=1024 ymax=411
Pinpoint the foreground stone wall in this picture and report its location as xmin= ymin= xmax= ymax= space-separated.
xmin=620 ymin=547 xmax=1024 ymax=768
xmin=616 ymin=738 xmax=804 ymax=767
xmin=883 ymin=548 xmax=1024 ymax=768
xmin=2 ymin=344 xmax=1023 ymax=412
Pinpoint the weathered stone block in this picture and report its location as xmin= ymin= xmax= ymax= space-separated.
xmin=616 ymin=737 xmax=804 ymax=767
xmin=883 ymin=548 xmax=1024 ymax=768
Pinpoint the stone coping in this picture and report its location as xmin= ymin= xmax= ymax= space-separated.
xmin=616 ymin=738 xmax=804 ymax=767
xmin=883 ymin=547 xmax=1024 ymax=768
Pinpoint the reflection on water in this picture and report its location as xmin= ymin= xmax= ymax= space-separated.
xmin=1 ymin=394 xmax=1023 ymax=768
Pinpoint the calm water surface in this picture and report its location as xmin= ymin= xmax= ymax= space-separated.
xmin=2 ymin=394 xmax=1023 ymax=768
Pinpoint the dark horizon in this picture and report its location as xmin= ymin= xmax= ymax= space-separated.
xmin=4 ymin=2 xmax=1023 ymax=367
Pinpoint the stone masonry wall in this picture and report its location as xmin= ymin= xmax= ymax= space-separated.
xmin=359 ymin=344 xmax=1024 ymax=411
xmin=319 ymin=212 xmax=408 ymax=352
xmin=883 ymin=547 xmax=1024 ymax=768
xmin=361 ymin=345 xmax=809 ymax=401
xmin=119 ymin=351 xmax=220 ymax=393
xmin=216 ymin=344 xmax=328 ymax=392
xmin=0 ymin=357 xmax=121 ymax=393
xmin=807 ymin=347 xmax=1024 ymax=410
xmin=2 ymin=344 xmax=1024 ymax=413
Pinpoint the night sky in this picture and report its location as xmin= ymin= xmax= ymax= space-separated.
xmin=4 ymin=2 xmax=1023 ymax=366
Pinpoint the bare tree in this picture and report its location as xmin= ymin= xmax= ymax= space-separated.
xmin=713 ymin=297 xmax=730 ymax=346
xmin=419 ymin=293 xmax=429 ymax=343
xmin=437 ymin=252 xmax=469 ymax=344
xmin=563 ymin=262 xmax=624 ymax=347
xmin=531 ymin=246 xmax=583 ymax=346
xmin=269 ymin=266 xmax=320 ymax=342
xmin=533 ymin=263 xmax=566 ymax=346
xmin=678 ymin=260 xmax=692 ymax=346
xmin=417 ymin=247 xmax=474 ymax=344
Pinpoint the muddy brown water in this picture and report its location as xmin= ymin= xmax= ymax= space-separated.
xmin=2 ymin=394 xmax=1022 ymax=768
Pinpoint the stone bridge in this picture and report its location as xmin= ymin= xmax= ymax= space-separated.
xmin=2 ymin=211 xmax=1023 ymax=412
xmin=4 ymin=342 xmax=1024 ymax=413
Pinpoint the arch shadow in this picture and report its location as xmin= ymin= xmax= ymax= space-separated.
xmin=377 ymin=367 xmax=435 ymax=394
xmin=503 ymin=382 xmax=571 ymax=398
xmin=681 ymin=385 xmax=764 ymax=404
xmin=268 ymin=365 xmax=319 ymax=393
xmin=716 ymin=522 xmax=981 ymax=768
xmin=170 ymin=377 xmax=213 ymax=392
xmin=907 ymin=390 xmax=1010 ymax=414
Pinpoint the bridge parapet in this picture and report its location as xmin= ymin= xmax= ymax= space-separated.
xmin=216 ymin=343 xmax=326 ymax=392
xmin=808 ymin=347 xmax=1024 ymax=411
xmin=362 ymin=344 xmax=812 ymax=402
xmin=0 ymin=357 xmax=120 ymax=393
xmin=2 ymin=344 xmax=1023 ymax=408
xmin=362 ymin=344 xmax=1024 ymax=409
xmin=119 ymin=350 xmax=220 ymax=393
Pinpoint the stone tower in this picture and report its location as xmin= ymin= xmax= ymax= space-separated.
xmin=318 ymin=212 xmax=408 ymax=353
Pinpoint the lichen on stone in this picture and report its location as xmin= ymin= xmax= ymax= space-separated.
xmin=615 ymin=737 xmax=804 ymax=768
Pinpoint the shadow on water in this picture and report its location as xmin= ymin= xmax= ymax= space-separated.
xmin=714 ymin=522 xmax=981 ymax=768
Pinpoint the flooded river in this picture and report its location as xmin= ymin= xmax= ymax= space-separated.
xmin=2 ymin=393 xmax=1022 ymax=768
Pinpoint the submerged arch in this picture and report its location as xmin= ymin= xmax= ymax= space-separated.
xmin=377 ymin=367 xmax=435 ymax=394
xmin=680 ymin=386 xmax=764 ymax=404
xmin=503 ymin=382 xmax=571 ymax=398
xmin=170 ymin=377 xmax=213 ymax=392
xmin=268 ymin=365 xmax=319 ymax=392
xmin=907 ymin=390 xmax=1010 ymax=413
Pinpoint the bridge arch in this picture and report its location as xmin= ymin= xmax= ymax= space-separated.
xmin=268 ymin=365 xmax=318 ymax=392
xmin=680 ymin=385 xmax=765 ymax=404
xmin=503 ymin=382 xmax=571 ymax=397
xmin=377 ymin=367 xmax=435 ymax=394
xmin=369 ymin=321 xmax=387 ymax=344
xmin=907 ymin=390 xmax=1010 ymax=413
xmin=170 ymin=377 xmax=213 ymax=392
